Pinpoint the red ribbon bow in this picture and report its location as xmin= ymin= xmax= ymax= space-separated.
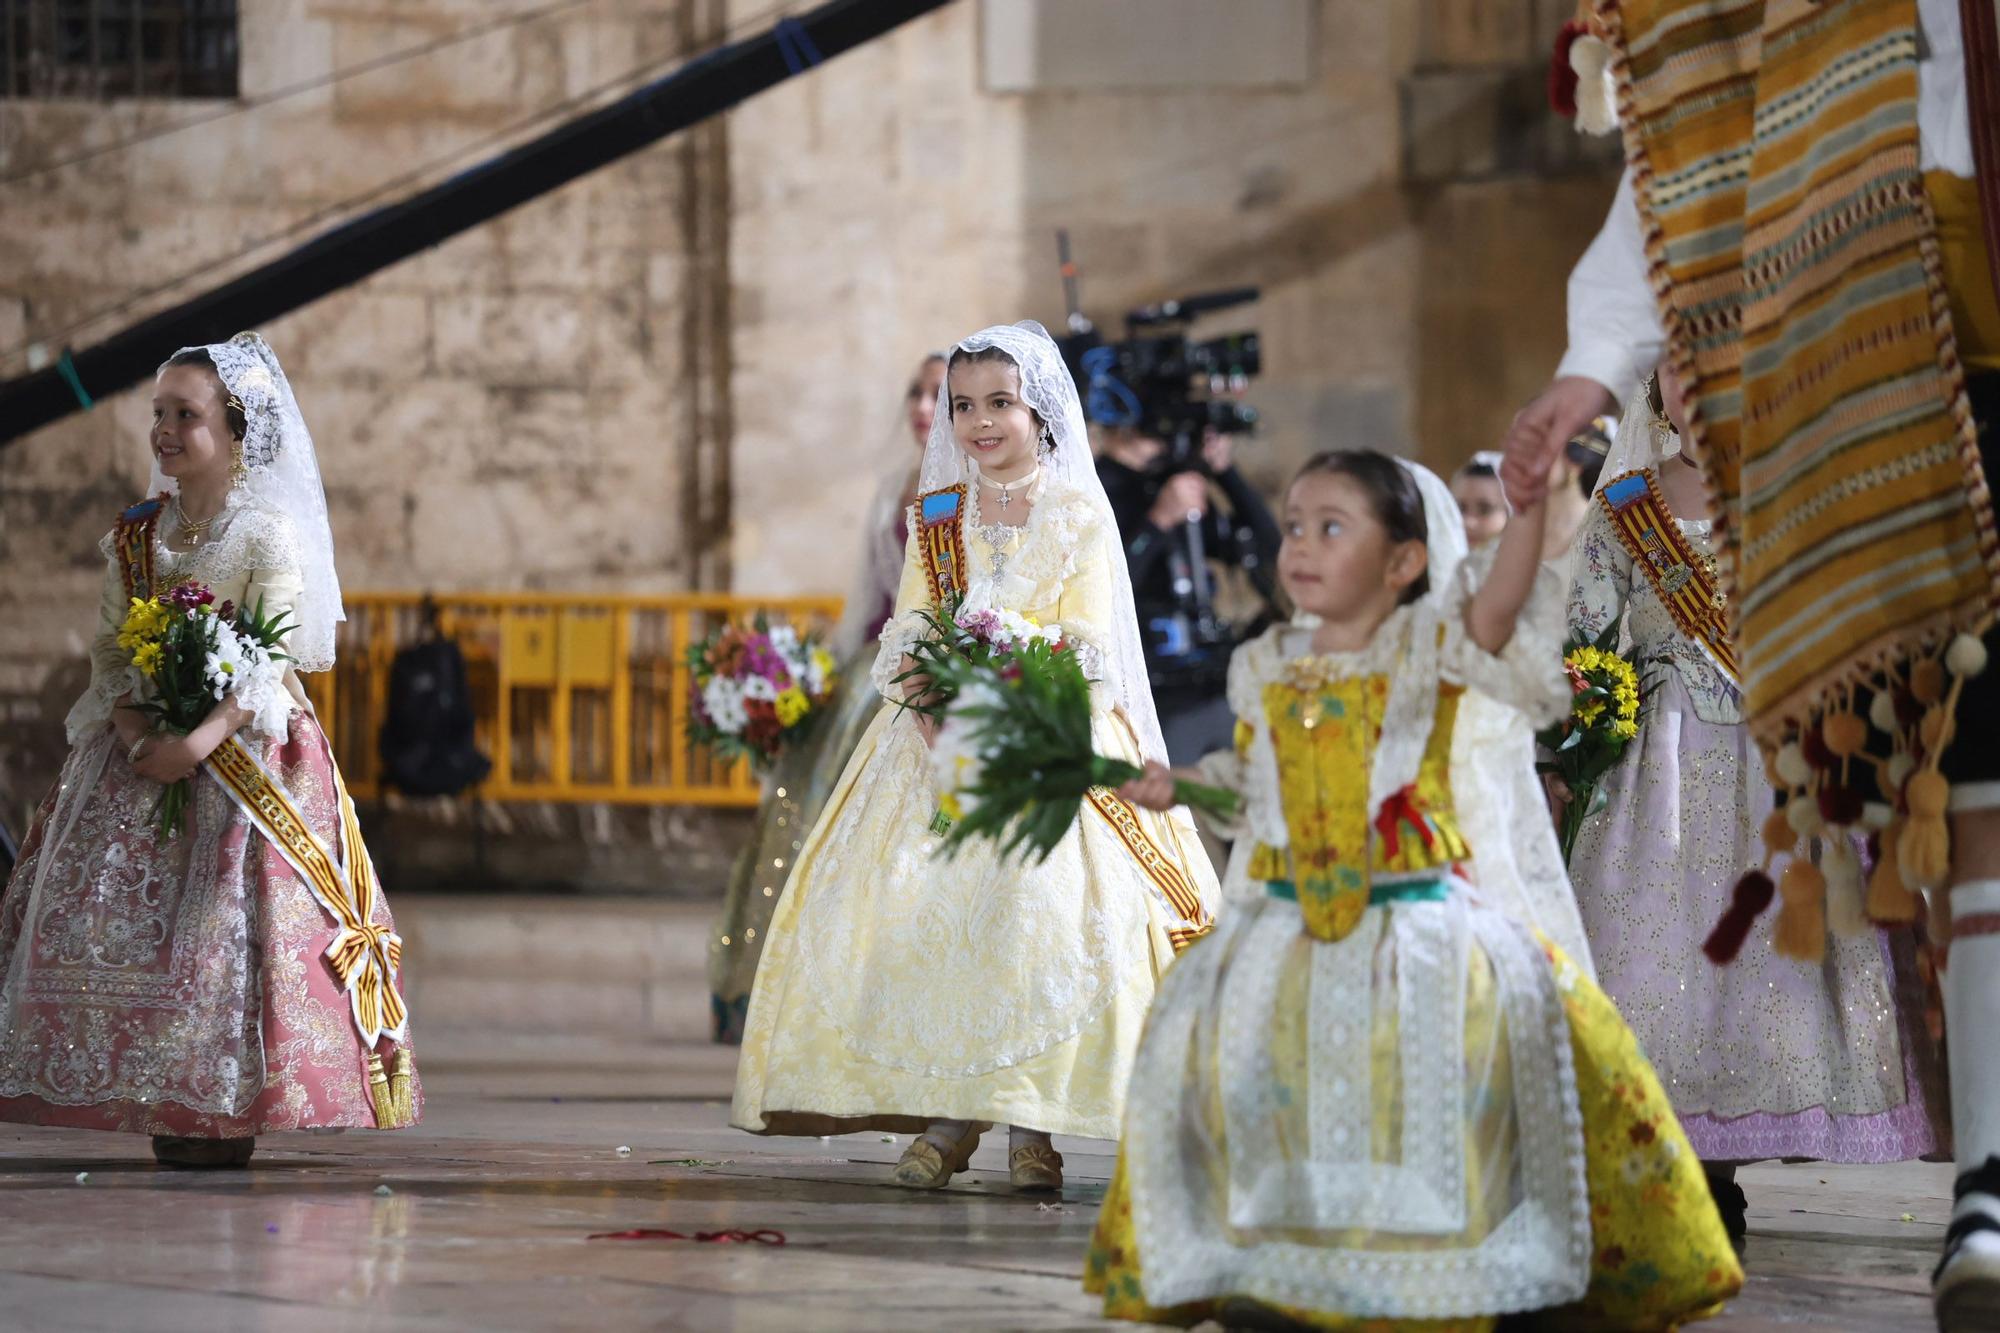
xmin=1373 ymin=785 xmax=1437 ymax=860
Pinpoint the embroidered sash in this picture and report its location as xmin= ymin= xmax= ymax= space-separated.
xmin=913 ymin=486 xmax=1211 ymax=951
xmin=917 ymin=485 xmax=969 ymax=610
xmin=112 ymin=496 xmax=411 ymax=1056
xmin=206 ymin=738 xmax=409 ymax=1049
xmin=113 ymin=494 xmax=167 ymax=600
xmin=1084 ymin=786 xmax=1212 ymax=949
xmin=1600 ymin=470 xmax=1740 ymax=683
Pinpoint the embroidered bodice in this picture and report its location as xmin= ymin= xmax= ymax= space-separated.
xmin=873 ymin=479 xmax=1120 ymax=702
xmin=67 ymin=491 xmax=310 ymax=745
xmin=1203 ymin=552 xmax=1573 ymax=944
xmin=1248 ymin=658 xmax=1472 ymax=940
xmin=1568 ymin=485 xmax=1740 ymax=724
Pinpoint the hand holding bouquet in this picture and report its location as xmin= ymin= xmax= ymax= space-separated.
xmin=119 ymin=582 xmax=293 ymax=837
xmin=686 ymin=617 xmax=839 ymax=770
xmin=892 ymin=598 xmax=1068 ymax=724
xmin=1535 ymin=623 xmax=1641 ymax=861
xmin=925 ymin=635 xmax=1239 ymax=862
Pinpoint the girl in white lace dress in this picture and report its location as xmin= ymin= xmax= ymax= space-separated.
xmin=0 ymin=335 xmax=417 ymax=1167
xmin=1091 ymin=450 xmax=1739 ymax=1330
xmin=731 ymin=322 xmax=1219 ymax=1192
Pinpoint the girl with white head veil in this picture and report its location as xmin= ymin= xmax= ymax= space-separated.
xmin=1563 ymin=370 xmax=1946 ymax=1246
xmin=0 ymin=333 xmax=419 ymax=1167
xmin=731 ymin=321 xmax=1219 ymax=1193
xmin=1093 ymin=447 xmax=1740 ymax=1329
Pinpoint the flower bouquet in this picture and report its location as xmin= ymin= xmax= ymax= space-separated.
xmin=925 ymin=635 xmax=1239 ymax=862
xmin=1535 ymin=623 xmax=1642 ymax=862
xmin=890 ymin=599 xmax=1070 ymax=721
xmin=686 ymin=617 xmax=839 ymax=770
xmin=119 ymin=582 xmax=293 ymax=837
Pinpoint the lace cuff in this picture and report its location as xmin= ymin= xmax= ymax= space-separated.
xmin=1441 ymin=551 xmax=1570 ymax=728
xmin=1057 ymin=616 xmax=1110 ymax=687
xmin=871 ymin=610 xmax=931 ymax=702
xmin=232 ymin=656 xmax=296 ymax=743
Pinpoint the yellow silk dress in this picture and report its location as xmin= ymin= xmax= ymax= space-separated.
xmin=1085 ymin=591 xmax=1742 ymax=1330
xmin=731 ymin=480 xmax=1219 ymax=1140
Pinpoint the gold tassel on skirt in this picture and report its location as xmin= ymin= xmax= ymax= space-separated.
xmin=367 ymin=1051 xmax=396 ymax=1129
xmin=388 ymin=1049 xmax=416 ymax=1127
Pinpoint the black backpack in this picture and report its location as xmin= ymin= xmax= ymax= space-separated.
xmin=378 ymin=636 xmax=491 ymax=797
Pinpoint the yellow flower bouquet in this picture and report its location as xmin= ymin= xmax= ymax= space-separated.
xmin=1536 ymin=623 xmax=1642 ymax=862
xmin=120 ymin=582 xmax=293 ymax=837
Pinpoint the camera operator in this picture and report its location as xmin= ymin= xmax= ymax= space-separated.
xmin=1096 ymin=423 xmax=1281 ymax=765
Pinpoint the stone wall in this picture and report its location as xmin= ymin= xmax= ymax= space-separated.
xmin=728 ymin=0 xmax=1619 ymax=559
xmin=0 ymin=0 xmax=723 ymax=833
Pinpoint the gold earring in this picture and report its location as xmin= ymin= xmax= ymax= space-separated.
xmin=230 ymin=439 xmax=247 ymax=487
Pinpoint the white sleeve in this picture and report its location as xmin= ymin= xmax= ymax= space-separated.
xmin=1438 ymin=549 xmax=1573 ymax=730
xmin=1554 ymin=168 xmax=1666 ymax=405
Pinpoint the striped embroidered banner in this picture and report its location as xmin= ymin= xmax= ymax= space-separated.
xmin=1600 ymin=0 xmax=1999 ymax=747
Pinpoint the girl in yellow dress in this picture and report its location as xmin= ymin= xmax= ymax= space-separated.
xmin=1093 ymin=449 xmax=1741 ymax=1329
xmin=730 ymin=321 xmax=1220 ymax=1192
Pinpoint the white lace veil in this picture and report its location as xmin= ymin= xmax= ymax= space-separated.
xmin=150 ymin=333 xmax=343 ymax=672
xmin=1594 ymin=377 xmax=1679 ymax=495
xmin=924 ymin=321 xmax=1168 ymax=764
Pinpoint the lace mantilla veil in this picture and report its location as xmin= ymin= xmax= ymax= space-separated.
xmin=919 ymin=321 xmax=1169 ymax=765
xmin=150 ymin=332 xmax=344 ymax=672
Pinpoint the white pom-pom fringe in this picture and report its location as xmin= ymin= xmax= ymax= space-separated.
xmin=1947 ymin=633 xmax=1988 ymax=679
xmin=1861 ymin=801 xmax=1895 ymax=831
xmin=1775 ymin=742 xmax=1812 ymax=787
xmin=1570 ymin=36 xmax=1619 ymax=136
xmin=1869 ymin=691 xmax=1899 ymax=734
xmin=1887 ymin=752 xmax=1917 ymax=792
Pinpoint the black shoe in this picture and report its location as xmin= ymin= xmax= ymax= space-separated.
xmin=151 ymin=1135 xmax=255 ymax=1168
xmin=1936 ymin=1158 xmax=2000 ymax=1332
xmin=1705 ymin=1170 xmax=1748 ymax=1255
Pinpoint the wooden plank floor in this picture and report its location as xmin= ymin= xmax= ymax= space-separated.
xmin=0 ymin=1034 xmax=1950 ymax=1331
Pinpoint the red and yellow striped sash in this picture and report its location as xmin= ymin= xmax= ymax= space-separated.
xmin=113 ymin=495 xmax=166 ymax=599
xmin=917 ymin=485 xmax=969 ymax=610
xmin=1600 ymin=469 xmax=1740 ymax=683
xmin=916 ymin=485 xmax=1211 ymax=952
xmin=1085 ymin=787 xmax=1212 ymax=953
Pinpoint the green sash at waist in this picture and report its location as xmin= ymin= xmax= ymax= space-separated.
xmin=1264 ymin=876 xmax=1449 ymax=907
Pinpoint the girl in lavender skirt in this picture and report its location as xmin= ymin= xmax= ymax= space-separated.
xmin=1562 ymin=369 xmax=1947 ymax=1249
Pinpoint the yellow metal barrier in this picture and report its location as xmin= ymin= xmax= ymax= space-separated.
xmin=302 ymin=592 xmax=843 ymax=806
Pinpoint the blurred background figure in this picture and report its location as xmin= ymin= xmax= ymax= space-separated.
xmin=1072 ymin=290 xmax=1281 ymax=767
xmin=1450 ymin=451 xmax=1508 ymax=547
xmin=1095 ymin=423 xmax=1280 ymax=764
